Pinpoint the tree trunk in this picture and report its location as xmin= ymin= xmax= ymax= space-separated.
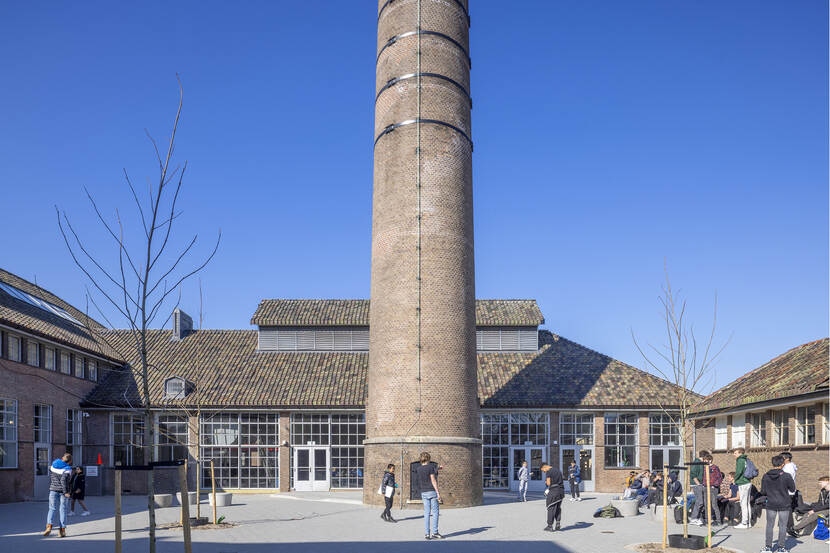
xmin=141 ymin=346 xmax=156 ymax=553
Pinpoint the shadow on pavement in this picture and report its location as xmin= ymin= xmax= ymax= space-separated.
xmin=11 ymin=538 xmax=581 ymax=553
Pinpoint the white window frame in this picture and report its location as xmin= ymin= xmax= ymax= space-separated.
xmin=795 ymin=405 xmax=816 ymax=445
xmin=164 ymin=378 xmax=186 ymax=400
xmin=731 ymin=413 xmax=746 ymax=448
xmin=771 ymin=409 xmax=789 ymax=447
xmin=604 ymin=412 xmax=638 ymax=468
xmin=155 ymin=413 xmax=189 ymax=462
xmin=33 ymin=404 xmax=52 ymax=443
xmin=750 ymin=412 xmax=767 ymax=447
xmin=60 ymin=352 xmax=71 ymax=375
xmin=714 ymin=416 xmax=728 ymax=450
xmin=7 ymin=334 xmax=21 ymax=362
xmin=0 ymin=398 xmax=18 ymax=469
xmin=66 ymin=409 xmax=83 ymax=463
xmin=27 ymin=341 xmax=39 ymax=367
xmin=45 ymin=348 xmax=55 ymax=371
xmin=824 ymin=403 xmax=830 ymax=445
xmin=112 ymin=414 xmax=144 ymax=466
xmin=87 ymin=359 xmax=97 ymax=381
xmin=74 ymin=355 xmax=84 ymax=378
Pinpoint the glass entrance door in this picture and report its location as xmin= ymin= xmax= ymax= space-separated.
xmin=293 ymin=447 xmax=329 ymax=491
xmin=560 ymin=446 xmax=594 ymax=492
xmin=34 ymin=445 xmax=51 ymax=499
xmin=510 ymin=446 xmax=546 ymax=492
xmin=650 ymin=447 xmax=681 ymax=472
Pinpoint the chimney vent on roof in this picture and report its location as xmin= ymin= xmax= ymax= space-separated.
xmin=172 ymin=308 xmax=193 ymax=341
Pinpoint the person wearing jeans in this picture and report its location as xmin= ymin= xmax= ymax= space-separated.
xmin=689 ymin=450 xmax=708 ymax=524
xmin=415 ymin=452 xmax=442 ymax=540
xmin=760 ymin=455 xmax=795 ymax=553
xmin=733 ymin=448 xmax=753 ymax=528
xmin=517 ymin=461 xmax=529 ymax=502
xmin=43 ymin=453 xmax=73 ymax=537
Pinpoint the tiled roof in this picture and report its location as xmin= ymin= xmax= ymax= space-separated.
xmin=251 ymin=299 xmax=545 ymax=327
xmin=478 ymin=331 xmax=690 ymax=408
xmin=691 ymin=338 xmax=829 ymax=414
xmin=84 ymin=329 xmax=685 ymax=409
xmin=0 ymin=268 xmax=121 ymax=360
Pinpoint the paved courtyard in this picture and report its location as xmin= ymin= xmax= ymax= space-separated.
xmin=2 ymin=492 xmax=825 ymax=553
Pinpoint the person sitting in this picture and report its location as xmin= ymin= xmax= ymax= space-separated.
xmin=623 ymin=471 xmax=636 ymax=493
xmin=790 ymin=475 xmax=830 ymax=536
xmin=718 ymin=471 xmax=741 ymax=525
xmin=623 ymin=472 xmax=644 ymax=499
xmin=645 ymin=472 xmax=663 ymax=507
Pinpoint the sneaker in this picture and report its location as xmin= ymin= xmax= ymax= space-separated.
xmin=543 ymin=525 xmax=554 ymax=532
xmin=81 ymin=511 xmax=90 ymax=516
xmin=431 ymin=533 xmax=444 ymax=540
xmin=425 ymin=535 xmax=431 ymax=540
xmin=688 ymin=518 xmax=701 ymax=525
xmin=759 ymin=547 xmax=772 ymax=553
xmin=42 ymin=524 xmax=52 ymax=537
xmin=735 ymin=523 xmax=750 ymax=529
xmin=68 ymin=511 xmax=76 ymax=517
xmin=774 ymin=547 xmax=789 ymax=553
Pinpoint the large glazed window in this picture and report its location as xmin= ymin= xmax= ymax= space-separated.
xmin=509 ymin=412 xmax=548 ymax=445
xmin=156 ymin=415 xmax=188 ymax=462
xmin=0 ymin=399 xmax=17 ymax=468
xmin=200 ymin=413 xmax=279 ymax=489
xmin=560 ymin=413 xmax=594 ymax=445
xmin=604 ymin=413 xmax=637 ymax=468
xmin=113 ymin=414 xmax=144 ymax=466
xmin=66 ymin=409 xmax=83 ymax=461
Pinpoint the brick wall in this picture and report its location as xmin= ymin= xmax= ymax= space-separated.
xmin=0 ymin=356 xmax=98 ymax=502
xmin=694 ymin=398 xmax=830 ymax=498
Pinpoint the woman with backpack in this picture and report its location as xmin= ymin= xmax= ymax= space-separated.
xmin=733 ymin=447 xmax=759 ymax=529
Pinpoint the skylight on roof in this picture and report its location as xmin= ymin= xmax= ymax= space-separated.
xmin=0 ymin=281 xmax=84 ymax=326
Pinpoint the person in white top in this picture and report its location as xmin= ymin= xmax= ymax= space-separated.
xmin=781 ymin=451 xmax=798 ymax=536
xmin=517 ymin=461 xmax=529 ymax=502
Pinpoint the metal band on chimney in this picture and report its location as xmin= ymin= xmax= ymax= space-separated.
xmin=377 ymin=0 xmax=470 ymax=26
xmin=377 ymin=30 xmax=471 ymax=68
xmin=376 ymin=72 xmax=472 ymax=107
xmin=374 ymin=118 xmax=473 ymax=150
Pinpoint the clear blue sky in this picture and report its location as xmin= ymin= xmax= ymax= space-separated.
xmin=1 ymin=1 xmax=826 ymax=390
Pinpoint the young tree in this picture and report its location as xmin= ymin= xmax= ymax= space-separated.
xmin=632 ymin=265 xmax=729 ymax=537
xmin=57 ymin=78 xmax=219 ymax=553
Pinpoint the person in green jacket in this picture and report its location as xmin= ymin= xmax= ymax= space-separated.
xmin=733 ymin=448 xmax=752 ymax=528
xmin=689 ymin=450 xmax=709 ymax=525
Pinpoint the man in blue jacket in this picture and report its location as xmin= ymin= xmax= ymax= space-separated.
xmin=43 ymin=453 xmax=72 ymax=537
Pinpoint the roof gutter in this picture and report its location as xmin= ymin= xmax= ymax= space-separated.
xmin=689 ymin=389 xmax=828 ymax=418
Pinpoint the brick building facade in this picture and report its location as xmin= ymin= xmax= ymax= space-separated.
xmin=691 ymin=339 xmax=829 ymax=498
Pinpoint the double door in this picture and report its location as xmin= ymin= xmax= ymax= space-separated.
xmin=510 ymin=446 xmax=546 ymax=492
xmin=293 ymin=447 xmax=329 ymax=491
xmin=560 ymin=445 xmax=594 ymax=492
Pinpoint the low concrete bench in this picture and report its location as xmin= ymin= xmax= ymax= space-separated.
xmin=611 ymin=497 xmax=640 ymax=517
xmin=209 ymin=492 xmax=232 ymax=507
xmin=153 ymin=494 xmax=173 ymax=508
xmin=176 ymin=491 xmax=198 ymax=506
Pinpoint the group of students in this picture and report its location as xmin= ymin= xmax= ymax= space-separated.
xmin=652 ymin=447 xmax=828 ymax=553
xmin=42 ymin=452 xmax=90 ymax=538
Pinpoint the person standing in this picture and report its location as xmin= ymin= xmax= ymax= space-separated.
xmin=567 ymin=459 xmax=581 ymax=501
xmin=68 ymin=466 xmax=90 ymax=516
xmin=760 ymin=455 xmax=795 ymax=553
xmin=517 ymin=461 xmax=529 ymax=502
xmin=542 ymin=463 xmax=565 ymax=532
xmin=780 ymin=451 xmax=798 ymax=536
xmin=43 ymin=453 xmax=72 ymax=537
xmin=689 ymin=450 xmax=709 ymax=525
xmin=733 ymin=448 xmax=754 ymax=529
xmin=380 ymin=463 xmax=398 ymax=523
xmin=415 ymin=452 xmax=442 ymax=540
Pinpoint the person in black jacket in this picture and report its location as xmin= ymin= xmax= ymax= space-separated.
xmin=542 ymin=463 xmax=565 ymax=531
xmin=760 ymin=455 xmax=796 ymax=553
xmin=380 ymin=463 xmax=398 ymax=523
xmin=69 ymin=466 xmax=90 ymax=516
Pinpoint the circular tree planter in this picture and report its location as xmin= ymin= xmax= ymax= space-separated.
xmin=153 ymin=494 xmax=174 ymax=508
xmin=667 ymin=534 xmax=706 ymax=550
xmin=176 ymin=491 xmax=198 ymax=505
xmin=611 ymin=497 xmax=641 ymax=517
xmin=209 ymin=492 xmax=232 ymax=506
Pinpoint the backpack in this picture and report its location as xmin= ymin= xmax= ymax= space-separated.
xmin=814 ymin=515 xmax=828 ymax=541
xmin=674 ymin=504 xmax=687 ymax=524
xmin=743 ymin=459 xmax=759 ymax=479
xmin=709 ymin=465 xmax=723 ymax=488
xmin=593 ymin=504 xmax=623 ymax=518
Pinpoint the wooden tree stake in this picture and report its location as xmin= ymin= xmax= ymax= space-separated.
xmin=178 ymin=464 xmax=192 ymax=553
xmin=210 ymin=460 xmax=217 ymax=525
xmin=115 ymin=469 xmax=122 ymax=553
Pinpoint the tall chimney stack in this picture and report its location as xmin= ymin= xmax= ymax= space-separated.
xmin=364 ymin=0 xmax=481 ymax=507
